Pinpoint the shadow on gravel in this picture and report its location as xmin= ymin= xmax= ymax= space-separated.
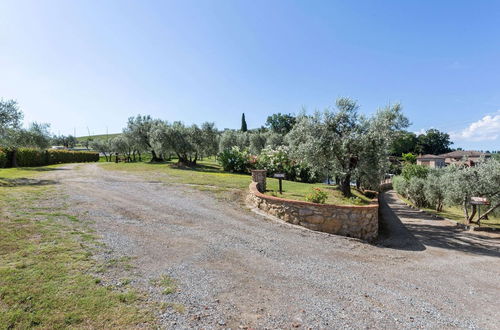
xmin=0 ymin=178 xmax=58 ymax=187
xmin=377 ymin=194 xmax=426 ymax=252
xmin=378 ymin=192 xmax=500 ymax=258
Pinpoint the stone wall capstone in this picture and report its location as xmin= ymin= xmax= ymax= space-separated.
xmin=246 ymin=182 xmax=378 ymax=241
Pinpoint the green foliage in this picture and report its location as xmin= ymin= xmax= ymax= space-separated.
xmin=0 ymin=149 xmax=7 ymax=168
xmin=407 ymin=177 xmax=427 ymax=207
xmin=401 ymin=152 xmax=417 ymax=164
xmin=14 ymin=148 xmax=98 ymax=167
xmin=392 ymin=175 xmax=409 ymax=196
xmin=390 ymin=131 xmax=417 ymax=156
xmin=90 ymin=139 xmax=113 ymax=162
xmin=16 ymin=148 xmax=47 ymax=167
xmin=416 ymin=128 xmax=452 ymax=155
xmin=218 ymin=146 xmax=252 ymax=173
xmin=249 ymin=132 xmax=267 ymax=155
xmin=288 ymin=98 xmax=409 ymax=196
xmin=0 ymin=98 xmax=23 ymax=134
xmin=219 ymin=130 xmax=249 ymax=153
xmin=395 ymin=159 xmax=500 ymax=221
xmin=256 ymin=146 xmax=318 ymax=183
xmin=424 ymin=170 xmax=445 ymax=211
xmin=47 ymin=149 xmax=99 ymax=164
xmin=305 ymin=188 xmax=328 ymax=204
xmin=241 ymin=113 xmax=248 ymax=132
xmin=265 ymin=113 xmax=296 ymax=135
xmin=257 ymin=146 xmax=293 ymax=176
xmin=52 ymin=134 xmax=77 ymax=148
xmin=401 ymin=163 xmax=429 ymax=181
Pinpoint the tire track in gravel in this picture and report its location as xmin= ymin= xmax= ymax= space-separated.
xmin=43 ymin=163 xmax=500 ymax=329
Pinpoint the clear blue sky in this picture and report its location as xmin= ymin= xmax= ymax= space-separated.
xmin=1 ymin=0 xmax=499 ymax=150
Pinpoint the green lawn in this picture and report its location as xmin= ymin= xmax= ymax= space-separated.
xmin=396 ymin=194 xmax=500 ymax=229
xmin=100 ymin=158 xmax=373 ymax=205
xmin=0 ymin=167 xmax=153 ymax=328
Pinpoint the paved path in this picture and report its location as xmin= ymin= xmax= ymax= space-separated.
xmin=43 ymin=164 xmax=500 ymax=329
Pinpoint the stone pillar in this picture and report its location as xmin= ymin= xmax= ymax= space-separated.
xmin=251 ymin=169 xmax=267 ymax=193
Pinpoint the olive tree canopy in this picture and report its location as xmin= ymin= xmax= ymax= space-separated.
xmin=288 ymin=97 xmax=409 ymax=197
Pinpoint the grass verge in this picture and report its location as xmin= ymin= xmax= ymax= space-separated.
xmin=0 ymin=168 xmax=153 ymax=328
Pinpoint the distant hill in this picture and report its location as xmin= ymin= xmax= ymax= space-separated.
xmin=76 ymin=133 xmax=122 ymax=142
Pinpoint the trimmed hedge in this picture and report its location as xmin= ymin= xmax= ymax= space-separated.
xmin=4 ymin=148 xmax=99 ymax=168
xmin=0 ymin=149 xmax=7 ymax=168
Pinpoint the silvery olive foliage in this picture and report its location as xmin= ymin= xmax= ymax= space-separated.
xmin=124 ymin=115 xmax=164 ymax=161
xmin=0 ymin=99 xmax=52 ymax=149
xmin=219 ymin=130 xmax=249 ymax=153
xmin=90 ymin=138 xmax=113 ymax=162
xmin=287 ymin=97 xmax=409 ymax=196
xmin=150 ymin=120 xmax=219 ymax=165
xmin=423 ymin=169 xmax=445 ymax=212
xmin=394 ymin=159 xmax=500 ymax=221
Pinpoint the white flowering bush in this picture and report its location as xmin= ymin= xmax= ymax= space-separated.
xmin=218 ymin=146 xmax=252 ymax=173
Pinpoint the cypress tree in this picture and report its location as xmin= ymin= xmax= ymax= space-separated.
xmin=241 ymin=113 xmax=248 ymax=132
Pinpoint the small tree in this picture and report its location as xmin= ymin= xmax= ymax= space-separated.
xmin=401 ymin=152 xmax=417 ymax=164
xmin=219 ymin=130 xmax=249 ymax=153
xmin=249 ymin=131 xmax=267 ymax=155
xmin=424 ymin=169 xmax=445 ymax=211
xmin=443 ymin=160 xmax=500 ymax=224
xmin=90 ymin=139 xmax=112 ymax=162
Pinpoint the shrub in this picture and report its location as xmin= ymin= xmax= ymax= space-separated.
xmin=424 ymin=170 xmax=445 ymax=211
xmin=0 ymin=149 xmax=7 ymax=168
xmin=392 ymin=175 xmax=409 ymax=197
xmin=257 ymin=146 xmax=293 ymax=176
xmin=47 ymin=149 xmax=99 ymax=164
xmin=218 ymin=147 xmax=252 ymax=173
xmin=407 ymin=177 xmax=427 ymax=207
xmin=256 ymin=146 xmax=318 ymax=183
xmin=9 ymin=148 xmax=99 ymax=167
xmin=305 ymin=188 xmax=328 ymax=204
xmin=401 ymin=163 xmax=428 ymax=181
xmin=16 ymin=148 xmax=47 ymax=167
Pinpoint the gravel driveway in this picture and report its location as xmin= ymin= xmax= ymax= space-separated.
xmin=44 ymin=164 xmax=500 ymax=329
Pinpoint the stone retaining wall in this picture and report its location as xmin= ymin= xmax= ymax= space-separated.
xmin=247 ymin=182 xmax=378 ymax=241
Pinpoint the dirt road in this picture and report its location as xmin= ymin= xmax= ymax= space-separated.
xmin=44 ymin=164 xmax=500 ymax=329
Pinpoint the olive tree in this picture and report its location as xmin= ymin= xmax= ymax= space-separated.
xmin=443 ymin=159 xmax=500 ymax=224
xmin=51 ymin=135 xmax=77 ymax=148
xmin=423 ymin=169 xmax=445 ymax=211
xmin=11 ymin=122 xmax=52 ymax=149
xmin=218 ymin=130 xmax=249 ymax=153
xmin=90 ymin=138 xmax=112 ymax=162
xmin=199 ymin=122 xmax=219 ymax=159
xmin=288 ymin=98 xmax=408 ymax=197
xmin=125 ymin=115 xmax=163 ymax=162
xmin=0 ymin=99 xmax=23 ymax=138
xmin=249 ymin=131 xmax=267 ymax=155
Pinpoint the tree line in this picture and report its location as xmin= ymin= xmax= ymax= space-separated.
xmin=90 ymin=97 xmax=411 ymax=197
xmin=393 ymin=160 xmax=500 ymax=224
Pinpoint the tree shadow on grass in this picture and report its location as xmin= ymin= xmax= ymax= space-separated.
xmin=144 ymin=161 xmax=243 ymax=174
xmin=377 ymin=191 xmax=500 ymax=258
xmin=0 ymin=178 xmax=58 ymax=187
xmin=17 ymin=167 xmax=70 ymax=172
